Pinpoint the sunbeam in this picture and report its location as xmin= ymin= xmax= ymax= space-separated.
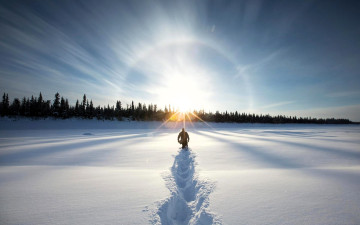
xmin=190 ymin=111 xmax=213 ymax=129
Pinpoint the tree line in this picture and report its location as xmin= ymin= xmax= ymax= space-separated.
xmin=0 ymin=92 xmax=354 ymax=124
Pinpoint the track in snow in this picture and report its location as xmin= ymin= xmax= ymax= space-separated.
xmin=153 ymin=149 xmax=221 ymax=225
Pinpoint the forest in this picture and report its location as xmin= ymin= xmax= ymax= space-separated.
xmin=0 ymin=92 xmax=353 ymax=124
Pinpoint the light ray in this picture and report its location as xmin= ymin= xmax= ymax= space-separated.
xmin=124 ymin=38 xmax=253 ymax=112
xmin=185 ymin=112 xmax=196 ymax=129
xmin=155 ymin=111 xmax=180 ymax=131
xmin=189 ymin=112 xmax=213 ymax=129
xmin=183 ymin=113 xmax=186 ymax=130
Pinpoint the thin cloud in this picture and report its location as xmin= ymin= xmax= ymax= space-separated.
xmin=260 ymin=101 xmax=295 ymax=109
xmin=234 ymin=48 xmax=287 ymax=79
xmin=326 ymin=91 xmax=360 ymax=98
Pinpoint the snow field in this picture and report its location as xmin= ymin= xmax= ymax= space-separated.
xmin=0 ymin=120 xmax=360 ymax=224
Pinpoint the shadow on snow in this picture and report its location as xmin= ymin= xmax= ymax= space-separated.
xmin=153 ymin=148 xmax=221 ymax=225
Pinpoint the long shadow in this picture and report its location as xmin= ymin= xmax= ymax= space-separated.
xmin=302 ymin=167 xmax=360 ymax=187
xmin=155 ymin=149 xmax=220 ymax=225
xmin=0 ymin=133 xmax=148 ymax=166
xmin=0 ymin=131 xmax=151 ymax=152
xmin=215 ymin=129 xmax=360 ymax=144
xmin=52 ymin=135 xmax=159 ymax=166
xmin=196 ymin=130 xmax=360 ymax=187
xmin=193 ymin=130 xmax=304 ymax=169
xmin=261 ymin=130 xmax=334 ymax=138
xmin=210 ymin=130 xmax=360 ymax=160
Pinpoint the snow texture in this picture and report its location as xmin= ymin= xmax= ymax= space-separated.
xmin=0 ymin=118 xmax=360 ymax=225
xmin=152 ymin=149 xmax=221 ymax=225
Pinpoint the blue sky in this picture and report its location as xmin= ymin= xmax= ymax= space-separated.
xmin=1 ymin=0 xmax=359 ymax=121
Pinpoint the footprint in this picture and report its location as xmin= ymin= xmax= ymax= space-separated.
xmin=153 ymin=149 xmax=221 ymax=224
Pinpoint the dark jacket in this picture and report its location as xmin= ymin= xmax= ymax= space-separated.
xmin=178 ymin=131 xmax=189 ymax=143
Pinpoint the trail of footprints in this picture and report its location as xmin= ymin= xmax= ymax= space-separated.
xmin=156 ymin=149 xmax=221 ymax=225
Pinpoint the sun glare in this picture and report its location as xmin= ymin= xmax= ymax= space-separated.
xmin=174 ymin=95 xmax=191 ymax=113
xmin=178 ymin=105 xmax=189 ymax=113
xmin=159 ymin=62 xmax=209 ymax=114
xmin=132 ymin=38 xmax=218 ymax=117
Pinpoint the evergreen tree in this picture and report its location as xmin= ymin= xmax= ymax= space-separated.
xmin=25 ymin=98 xmax=30 ymax=116
xmin=20 ymin=97 xmax=26 ymax=116
xmin=30 ymin=95 xmax=36 ymax=116
xmin=131 ymin=101 xmax=135 ymax=112
xmin=65 ymin=99 xmax=69 ymax=112
xmin=82 ymin=94 xmax=87 ymax=117
xmin=1 ymin=93 xmax=9 ymax=116
xmin=53 ymin=92 xmax=60 ymax=116
xmin=85 ymin=100 xmax=90 ymax=118
xmin=115 ymin=100 xmax=122 ymax=120
xmin=75 ymin=100 xmax=79 ymax=116
xmin=1 ymin=93 xmax=5 ymax=116
xmin=89 ymin=100 xmax=94 ymax=118
xmin=38 ymin=92 xmax=43 ymax=116
xmin=60 ymin=97 xmax=66 ymax=118
xmin=10 ymin=98 xmax=20 ymax=115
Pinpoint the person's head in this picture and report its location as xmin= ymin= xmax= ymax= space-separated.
xmin=182 ymin=128 xmax=185 ymax=132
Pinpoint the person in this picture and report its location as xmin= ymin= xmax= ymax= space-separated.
xmin=178 ymin=128 xmax=190 ymax=149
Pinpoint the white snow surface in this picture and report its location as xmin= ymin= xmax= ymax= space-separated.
xmin=0 ymin=118 xmax=360 ymax=225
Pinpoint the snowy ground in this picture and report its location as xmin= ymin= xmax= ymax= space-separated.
xmin=0 ymin=119 xmax=360 ymax=225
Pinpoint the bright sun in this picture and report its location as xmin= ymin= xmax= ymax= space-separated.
xmin=165 ymin=74 xmax=200 ymax=113
xmin=176 ymin=97 xmax=191 ymax=113
xmin=136 ymin=39 xmax=213 ymax=114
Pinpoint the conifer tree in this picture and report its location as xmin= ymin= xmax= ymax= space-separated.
xmin=60 ymin=97 xmax=66 ymax=117
xmin=53 ymin=92 xmax=60 ymax=116
xmin=89 ymin=100 xmax=94 ymax=118
xmin=65 ymin=99 xmax=69 ymax=111
xmin=38 ymin=92 xmax=43 ymax=104
xmin=82 ymin=94 xmax=87 ymax=117
xmin=11 ymin=98 xmax=20 ymax=115
xmin=20 ymin=97 xmax=26 ymax=116
xmin=115 ymin=100 xmax=122 ymax=120
xmin=30 ymin=95 xmax=36 ymax=116
xmin=75 ymin=100 xmax=79 ymax=116
xmin=38 ymin=92 xmax=43 ymax=116
xmin=1 ymin=93 xmax=9 ymax=116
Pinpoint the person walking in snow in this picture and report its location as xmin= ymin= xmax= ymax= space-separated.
xmin=178 ymin=128 xmax=190 ymax=149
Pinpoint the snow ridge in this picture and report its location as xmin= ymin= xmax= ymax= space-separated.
xmin=153 ymin=149 xmax=221 ymax=225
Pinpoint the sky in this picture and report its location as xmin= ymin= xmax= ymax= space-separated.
xmin=0 ymin=0 xmax=360 ymax=121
